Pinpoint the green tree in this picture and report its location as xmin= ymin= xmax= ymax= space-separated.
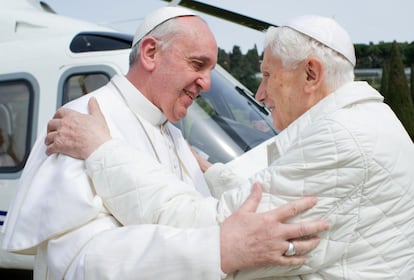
xmin=244 ymin=45 xmax=261 ymax=91
xmin=217 ymin=48 xmax=230 ymax=72
xmin=355 ymin=44 xmax=373 ymax=68
xmin=382 ymin=42 xmax=414 ymax=140
xmin=229 ymin=45 xmax=244 ymax=79
xmin=406 ymin=42 xmax=414 ymax=66
xmin=411 ymin=64 xmax=414 ymax=103
xmin=245 ymin=44 xmax=260 ymax=73
xmin=380 ymin=61 xmax=390 ymax=96
xmin=228 ymin=46 xmax=260 ymax=92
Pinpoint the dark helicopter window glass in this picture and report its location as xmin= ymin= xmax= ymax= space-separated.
xmin=70 ymin=32 xmax=132 ymax=53
xmin=0 ymin=80 xmax=33 ymax=172
xmin=62 ymin=73 xmax=110 ymax=105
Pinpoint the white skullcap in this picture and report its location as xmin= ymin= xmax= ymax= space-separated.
xmin=132 ymin=6 xmax=197 ymax=46
xmin=284 ymin=15 xmax=356 ymax=66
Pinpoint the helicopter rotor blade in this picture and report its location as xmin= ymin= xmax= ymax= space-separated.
xmin=162 ymin=0 xmax=277 ymax=31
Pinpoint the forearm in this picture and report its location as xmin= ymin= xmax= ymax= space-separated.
xmin=204 ymin=163 xmax=248 ymax=198
xmin=85 ymin=139 xmax=219 ymax=227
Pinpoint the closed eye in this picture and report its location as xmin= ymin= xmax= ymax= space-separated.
xmin=191 ymin=60 xmax=204 ymax=70
xmin=188 ymin=55 xmax=215 ymax=72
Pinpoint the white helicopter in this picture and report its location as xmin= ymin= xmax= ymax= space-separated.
xmin=0 ymin=0 xmax=277 ymax=277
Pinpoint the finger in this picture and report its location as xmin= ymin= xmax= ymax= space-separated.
xmin=237 ymin=183 xmax=263 ymax=213
xmin=52 ymin=107 xmax=72 ymax=119
xmin=88 ymin=97 xmax=105 ymax=120
xmin=275 ymin=254 xmax=308 ymax=266
xmin=285 ymin=220 xmax=329 ymax=241
xmin=274 ymin=237 xmax=322 ymax=266
xmin=45 ymin=142 xmax=55 ymax=156
xmin=290 ymin=236 xmax=320 ymax=255
xmin=46 ymin=119 xmax=60 ymax=134
xmin=45 ymin=131 xmax=57 ymax=145
xmin=272 ymin=196 xmax=317 ymax=222
xmin=45 ymin=133 xmax=60 ymax=156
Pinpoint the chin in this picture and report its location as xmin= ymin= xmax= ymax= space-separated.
xmin=170 ymin=114 xmax=186 ymax=123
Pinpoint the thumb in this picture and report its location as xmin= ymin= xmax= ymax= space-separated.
xmin=237 ymin=182 xmax=263 ymax=213
xmin=88 ymin=97 xmax=104 ymax=119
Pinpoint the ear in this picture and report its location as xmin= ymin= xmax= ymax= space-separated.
xmin=139 ymin=37 xmax=159 ymax=71
xmin=304 ymin=57 xmax=323 ymax=92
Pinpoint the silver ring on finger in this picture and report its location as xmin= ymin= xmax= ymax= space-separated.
xmin=284 ymin=241 xmax=296 ymax=256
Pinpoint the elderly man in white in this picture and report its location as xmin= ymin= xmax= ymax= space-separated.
xmin=38 ymin=13 xmax=414 ymax=279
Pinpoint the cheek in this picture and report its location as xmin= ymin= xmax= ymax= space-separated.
xmin=268 ymin=83 xmax=292 ymax=129
xmin=270 ymin=73 xmax=296 ymax=104
xmin=267 ymin=80 xmax=283 ymax=103
xmin=169 ymin=99 xmax=189 ymax=122
xmin=172 ymin=94 xmax=189 ymax=112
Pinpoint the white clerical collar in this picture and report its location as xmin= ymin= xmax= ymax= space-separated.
xmin=111 ymin=75 xmax=167 ymax=126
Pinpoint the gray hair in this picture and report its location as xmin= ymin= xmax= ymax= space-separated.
xmin=264 ymin=26 xmax=354 ymax=90
xmin=129 ymin=15 xmax=202 ymax=67
xmin=129 ymin=17 xmax=182 ymax=67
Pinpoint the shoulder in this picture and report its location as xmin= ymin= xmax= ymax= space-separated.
xmin=62 ymin=82 xmax=115 ymax=113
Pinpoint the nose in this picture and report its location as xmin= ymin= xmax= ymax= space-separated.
xmin=255 ymin=82 xmax=267 ymax=103
xmin=196 ymin=71 xmax=212 ymax=92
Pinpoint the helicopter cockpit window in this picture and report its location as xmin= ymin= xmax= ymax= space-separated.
xmin=62 ymin=73 xmax=110 ymax=104
xmin=0 ymin=80 xmax=33 ymax=172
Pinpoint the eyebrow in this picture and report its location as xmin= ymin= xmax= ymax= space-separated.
xmin=190 ymin=55 xmax=211 ymax=63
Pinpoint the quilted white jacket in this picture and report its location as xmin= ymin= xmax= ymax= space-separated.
xmin=208 ymin=81 xmax=414 ymax=279
xmin=83 ymin=81 xmax=414 ymax=279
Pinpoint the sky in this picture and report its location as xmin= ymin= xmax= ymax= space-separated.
xmin=44 ymin=0 xmax=414 ymax=53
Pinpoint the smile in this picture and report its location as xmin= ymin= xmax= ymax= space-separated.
xmin=184 ymin=90 xmax=195 ymax=100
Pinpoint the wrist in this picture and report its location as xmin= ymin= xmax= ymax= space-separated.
xmin=220 ymin=224 xmax=236 ymax=274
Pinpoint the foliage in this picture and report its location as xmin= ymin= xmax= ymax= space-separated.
xmin=218 ymin=45 xmax=261 ymax=93
xmin=380 ymin=61 xmax=389 ymax=97
xmin=381 ymin=42 xmax=414 ymax=140
xmin=411 ymin=64 xmax=414 ymax=102
xmin=355 ymin=41 xmax=414 ymax=69
xmin=217 ymin=48 xmax=230 ymax=72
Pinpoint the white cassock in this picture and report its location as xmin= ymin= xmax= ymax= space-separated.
xmin=2 ymin=75 xmax=223 ymax=280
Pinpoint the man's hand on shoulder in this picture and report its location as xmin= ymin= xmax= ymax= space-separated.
xmin=220 ymin=183 xmax=329 ymax=273
xmin=45 ymin=97 xmax=111 ymax=159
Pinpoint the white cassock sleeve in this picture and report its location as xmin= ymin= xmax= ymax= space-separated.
xmin=85 ymin=139 xmax=222 ymax=228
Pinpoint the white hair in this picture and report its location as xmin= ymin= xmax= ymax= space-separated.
xmin=129 ymin=17 xmax=181 ymax=67
xmin=264 ymin=26 xmax=355 ymax=90
xmin=129 ymin=15 xmax=205 ymax=67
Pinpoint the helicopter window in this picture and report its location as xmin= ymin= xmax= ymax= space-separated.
xmin=70 ymin=32 xmax=132 ymax=53
xmin=62 ymin=73 xmax=110 ymax=104
xmin=0 ymin=80 xmax=33 ymax=172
